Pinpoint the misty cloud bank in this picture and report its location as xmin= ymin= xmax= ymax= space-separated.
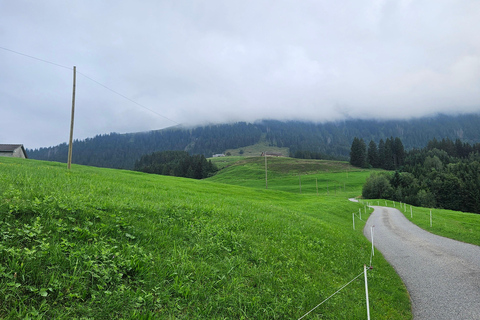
xmin=1 ymin=0 xmax=479 ymax=148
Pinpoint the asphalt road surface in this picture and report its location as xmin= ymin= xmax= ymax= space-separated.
xmin=364 ymin=206 xmax=480 ymax=320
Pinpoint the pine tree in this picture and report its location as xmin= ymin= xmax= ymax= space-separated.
xmin=350 ymin=137 xmax=367 ymax=167
xmin=378 ymin=139 xmax=385 ymax=169
xmin=367 ymin=140 xmax=379 ymax=168
xmin=384 ymin=138 xmax=395 ymax=170
xmin=393 ymin=137 xmax=405 ymax=168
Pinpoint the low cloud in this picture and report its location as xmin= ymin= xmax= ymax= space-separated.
xmin=1 ymin=0 xmax=479 ymax=148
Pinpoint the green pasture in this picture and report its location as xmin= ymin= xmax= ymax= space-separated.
xmin=223 ymin=137 xmax=289 ymax=157
xmin=209 ymin=156 xmax=244 ymax=170
xmin=209 ymin=156 xmax=370 ymax=198
xmin=0 ymin=157 xmax=409 ymax=319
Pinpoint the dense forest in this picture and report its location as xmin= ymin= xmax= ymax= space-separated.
xmin=27 ymin=113 xmax=480 ymax=170
xmin=134 ymin=151 xmax=218 ymax=179
xmin=350 ymin=137 xmax=405 ymax=170
xmin=362 ymin=138 xmax=480 ymax=214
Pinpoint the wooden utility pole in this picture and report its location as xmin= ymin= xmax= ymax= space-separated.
xmin=67 ymin=66 xmax=76 ymax=169
xmin=299 ymin=174 xmax=302 ymax=194
xmin=265 ymin=151 xmax=268 ymax=189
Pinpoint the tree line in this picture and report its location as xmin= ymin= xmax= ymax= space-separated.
xmin=362 ymin=138 xmax=480 ymax=214
xmin=27 ymin=113 xmax=480 ymax=170
xmin=134 ymin=151 xmax=218 ymax=179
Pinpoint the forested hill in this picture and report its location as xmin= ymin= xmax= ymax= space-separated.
xmin=28 ymin=113 xmax=480 ymax=169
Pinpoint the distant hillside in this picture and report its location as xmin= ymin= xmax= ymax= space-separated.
xmin=28 ymin=113 xmax=480 ymax=169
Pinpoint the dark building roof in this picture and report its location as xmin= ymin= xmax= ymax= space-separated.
xmin=0 ymin=144 xmax=24 ymax=152
xmin=0 ymin=144 xmax=28 ymax=158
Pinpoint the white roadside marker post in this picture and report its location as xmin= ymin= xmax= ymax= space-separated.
xmin=364 ymin=265 xmax=371 ymax=320
xmin=430 ymin=210 xmax=432 ymax=227
xmin=353 ymin=213 xmax=355 ymax=230
xmin=371 ymin=226 xmax=374 ymax=257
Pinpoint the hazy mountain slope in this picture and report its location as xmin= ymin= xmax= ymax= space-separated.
xmin=27 ymin=113 xmax=480 ymax=169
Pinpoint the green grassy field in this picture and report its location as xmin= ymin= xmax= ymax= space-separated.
xmin=223 ymin=135 xmax=289 ymax=157
xmin=209 ymin=156 xmax=371 ymax=197
xmin=0 ymin=157 xmax=409 ymax=319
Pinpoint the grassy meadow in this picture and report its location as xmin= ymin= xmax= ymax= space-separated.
xmin=223 ymin=136 xmax=289 ymax=157
xmin=0 ymin=156 xmax=411 ymax=319
xmin=209 ymin=156 xmax=371 ymax=197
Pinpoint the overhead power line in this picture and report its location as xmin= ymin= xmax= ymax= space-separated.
xmin=0 ymin=46 xmax=179 ymax=125
xmin=76 ymin=71 xmax=179 ymax=125
xmin=0 ymin=46 xmax=71 ymax=70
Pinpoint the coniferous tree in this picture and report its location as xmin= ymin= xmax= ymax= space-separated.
xmin=393 ymin=137 xmax=405 ymax=168
xmin=350 ymin=137 xmax=367 ymax=167
xmin=134 ymin=151 xmax=218 ymax=179
xmin=367 ymin=140 xmax=379 ymax=168
xmin=378 ymin=139 xmax=385 ymax=169
xmin=363 ymin=138 xmax=480 ymax=214
xmin=384 ymin=138 xmax=395 ymax=170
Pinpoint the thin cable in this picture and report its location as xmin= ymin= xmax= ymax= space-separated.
xmin=0 ymin=46 xmax=179 ymax=125
xmin=298 ymin=271 xmax=365 ymax=320
xmin=77 ymin=71 xmax=179 ymax=125
xmin=0 ymin=46 xmax=71 ymax=70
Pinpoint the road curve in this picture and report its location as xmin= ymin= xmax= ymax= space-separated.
xmin=364 ymin=206 xmax=480 ymax=320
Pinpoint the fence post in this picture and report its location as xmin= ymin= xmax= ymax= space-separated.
xmin=364 ymin=265 xmax=371 ymax=320
xmin=371 ymin=226 xmax=374 ymax=258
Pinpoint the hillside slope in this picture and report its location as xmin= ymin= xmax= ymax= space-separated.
xmin=27 ymin=113 xmax=480 ymax=169
xmin=0 ymin=157 xmax=411 ymax=319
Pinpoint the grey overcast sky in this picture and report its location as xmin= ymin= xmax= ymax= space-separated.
xmin=1 ymin=0 xmax=480 ymax=149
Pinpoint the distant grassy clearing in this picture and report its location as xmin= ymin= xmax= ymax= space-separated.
xmin=223 ymin=135 xmax=289 ymax=157
xmin=208 ymin=156 xmax=371 ymax=198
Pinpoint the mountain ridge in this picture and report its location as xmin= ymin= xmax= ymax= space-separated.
xmin=27 ymin=113 xmax=480 ymax=169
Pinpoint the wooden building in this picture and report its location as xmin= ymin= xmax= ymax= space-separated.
xmin=0 ymin=144 xmax=28 ymax=159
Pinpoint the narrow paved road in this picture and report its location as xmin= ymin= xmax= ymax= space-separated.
xmin=364 ymin=206 xmax=480 ymax=320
